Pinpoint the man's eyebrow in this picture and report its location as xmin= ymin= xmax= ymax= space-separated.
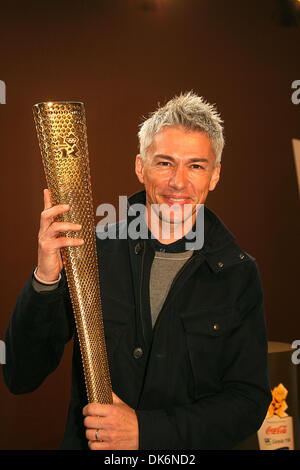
xmin=153 ymin=154 xmax=209 ymax=163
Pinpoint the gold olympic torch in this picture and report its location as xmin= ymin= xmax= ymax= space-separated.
xmin=33 ymin=101 xmax=112 ymax=404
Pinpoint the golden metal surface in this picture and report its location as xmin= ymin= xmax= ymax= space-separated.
xmin=33 ymin=101 xmax=112 ymax=404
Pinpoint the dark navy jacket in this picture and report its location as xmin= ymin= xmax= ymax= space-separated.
xmin=3 ymin=190 xmax=271 ymax=449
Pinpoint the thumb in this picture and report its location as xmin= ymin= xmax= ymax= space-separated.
xmin=112 ymin=392 xmax=123 ymax=404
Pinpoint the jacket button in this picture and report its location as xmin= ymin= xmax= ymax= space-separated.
xmin=217 ymin=261 xmax=224 ymax=268
xmin=134 ymin=243 xmax=142 ymax=255
xmin=133 ymin=347 xmax=143 ymax=359
xmin=239 ymin=253 xmax=245 ymax=259
xmin=213 ymin=323 xmax=220 ymax=331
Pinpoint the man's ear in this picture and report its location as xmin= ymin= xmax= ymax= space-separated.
xmin=209 ymin=163 xmax=221 ymax=191
xmin=135 ymin=154 xmax=144 ymax=184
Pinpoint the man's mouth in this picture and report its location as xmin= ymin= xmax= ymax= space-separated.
xmin=161 ymin=195 xmax=192 ymax=205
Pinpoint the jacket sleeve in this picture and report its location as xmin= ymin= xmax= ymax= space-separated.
xmin=136 ymin=261 xmax=272 ymax=450
xmin=2 ymin=269 xmax=74 ymax=394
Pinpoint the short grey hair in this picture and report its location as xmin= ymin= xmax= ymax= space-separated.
xmin=137 ymin=91 xmax=224 ymax=166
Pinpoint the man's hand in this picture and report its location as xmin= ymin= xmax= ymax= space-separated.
xmin=36 ymin=189 xmax=84 ymax=282
xmin=83 ymin=392 xmax=139 ymax=450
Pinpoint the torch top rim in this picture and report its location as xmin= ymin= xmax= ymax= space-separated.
xmin=33 ymin=101 xmax=84 ymax=108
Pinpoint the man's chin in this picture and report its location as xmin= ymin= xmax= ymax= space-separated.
xmin=159 ymin=207 xmax=195 ymax=224
xmin=159 ymin=214 xmax=192 ymax=225
xmin=159 ymin=212 xmax=195 ymax=233
xmin=147 ymin=202 xmax=196 ymax=234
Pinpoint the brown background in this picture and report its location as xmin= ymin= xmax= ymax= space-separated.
xmin=0 ymin=0 xmax=299 ymax=450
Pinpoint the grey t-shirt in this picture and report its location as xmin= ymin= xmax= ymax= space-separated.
xmin=149 ymin=250 xmax=193 ymax=327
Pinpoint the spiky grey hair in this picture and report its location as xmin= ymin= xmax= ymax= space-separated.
xmin=137 ymin=91 xmax=224 ymax=167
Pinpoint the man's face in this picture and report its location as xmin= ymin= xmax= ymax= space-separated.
xmin=135 ymin=126 xmax=221 ymax=233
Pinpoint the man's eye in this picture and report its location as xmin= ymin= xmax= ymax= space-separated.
xmin=191 ymin=164 xmax=204 ymax=170
xmin=158 ymin=161 xmax=170 ymax=166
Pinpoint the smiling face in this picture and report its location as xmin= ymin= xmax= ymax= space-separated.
xmin=135 ymin=126 xmax=221 ymax=240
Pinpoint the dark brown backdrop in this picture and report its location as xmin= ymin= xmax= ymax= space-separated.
xmin=0 ymin=0 xmax=299 ymax=450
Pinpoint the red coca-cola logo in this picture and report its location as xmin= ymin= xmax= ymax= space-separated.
xmin=266 ymin=425 xmax=287 ymax=435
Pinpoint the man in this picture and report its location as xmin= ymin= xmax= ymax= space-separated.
xmin=3 ymin=92 xmax=271 ymax=450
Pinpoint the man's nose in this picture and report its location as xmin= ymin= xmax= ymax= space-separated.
xmin=169 ymin=165 xmax=187 ymax=190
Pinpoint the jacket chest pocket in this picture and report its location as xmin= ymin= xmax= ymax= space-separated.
xmin=180 ymin=309 xmax=241 ymax=396
xmin=102 ymin=295 xmax=135 ymax=361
